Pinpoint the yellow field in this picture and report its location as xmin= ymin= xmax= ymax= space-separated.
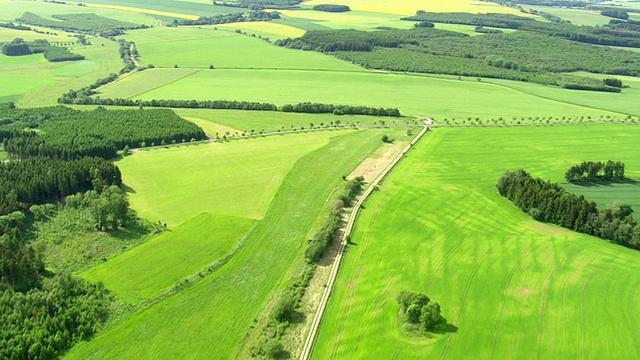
xmin=83 ymin=3 xmax=199 ymax=20
xmin=218 ymin=22 xmax=305 ymax=38
xmin=301 ymin=0 xmax=527 ymax=16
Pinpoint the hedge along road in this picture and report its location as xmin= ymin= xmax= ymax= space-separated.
xmin=299 ymin=118 xmax=431 ymax=360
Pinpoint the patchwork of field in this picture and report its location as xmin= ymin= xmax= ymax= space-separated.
xmin=81 ymin=0 xmax=244 ymax=19
xmin=64 ymin=128 xmax=399 ymax=359
xmin=300 ymin=0 xmax=528 ymax=16
xmin=313 ymin=124 xmax=640 ymax=359
xmin=111 ymin=68 xmax=624 ymax=120
xmin=527 ymin=6 xmax=613 ymax=26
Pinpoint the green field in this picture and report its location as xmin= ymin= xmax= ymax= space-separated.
xmin=527 ymin=6 xmax=612 ymax=26
xmin=119 ymin=26 xmax=362 ymax=70
xmin=564 ymin=182 xmax=640 ymax=218
xmin=64 ymin=128 xmax=400 ymax=359
xmin=79 ymin=0 xmax=245 ymax=19
xmin=116 ymin=131 xmax=345 ymax=226
xmin=82 ymin=213 xmax=255 ymax=303
xmin=313 ymin=124 xmax=640 ymax=359
xmin=109 ymin=68 xmax=624 ymax=120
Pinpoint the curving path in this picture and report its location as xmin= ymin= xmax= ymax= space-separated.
xmin=298 ymin=118 xmax=431 ymax=360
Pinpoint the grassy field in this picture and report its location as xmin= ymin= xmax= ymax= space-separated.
xmin=81 ymin=0 xmax=244 ymax=20
xmin=116 ymin=131 xmax=347 ymax=226
xmin=564 ymin=182 xmax=640 ymax=218
xmin=312 ymin=124 xmax=640 ymax=359
xmin=527 ymin=6 xmax=612 ymax=26
xmin=0 ymin=0 xmax=155 ymax=25
xmin=64 ymin=128 xmax=397 ymax=359
xmin=110 ymin=68 xmax=625 ymax=120
xmin=217 ymin=22 xmax=305 ymax=40
xmin=82 ymin=213 xmax=255 ymax=303
xmin=0 ymin=36 xmax=124 ymax=106
xmin=118 ymin=26 xmax=361 ymax=70
xmin=299 ymin=0 xmax=528 ymax=16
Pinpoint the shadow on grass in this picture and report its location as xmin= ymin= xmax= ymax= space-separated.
xmin=569 ymin=178 xmax=638 ymax=187
xmin=433 ymin=323 xmax=458 ymax=334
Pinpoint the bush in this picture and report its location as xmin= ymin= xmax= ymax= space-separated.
xmin=272 ymin=296 xmax=294 ymax=322
xmin=263 ymin=339 xmax=285 ymax=359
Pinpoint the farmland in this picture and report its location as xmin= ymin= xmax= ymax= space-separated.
xmin=313 ymin=124 xmax=640 ymax=359
xmin=64 ymin=127 xmax=404 ymax=359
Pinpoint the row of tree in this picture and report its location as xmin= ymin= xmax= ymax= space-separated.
xmin=497 ymin=169 xmax=640 ymax=249
xmin=312 ymin=4 xmax=350 ymax=12
xmin=281 ymin=102 xmax=401 ymax=116
xmin=565 ymin=161 xmax=626 ymax=182
xmin=0 ymin=104 xmax=206 ymax=159
xmin=305 ymin=177 xmax=364 ymax=263
xmin=169 ymin=11 xmax=280 ymax=27
xmin=397 ymin=291 xmax=447 ymax=332
xmin=1 ymin=38 xmax=84 ymax=62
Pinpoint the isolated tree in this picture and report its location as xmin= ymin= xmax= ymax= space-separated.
xmin=273 ymin=296 xmax=294 ymax=322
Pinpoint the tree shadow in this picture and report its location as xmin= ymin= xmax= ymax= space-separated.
xmin=570 ymin=178 xmax=638 ymax=187
xmin=433 ymin=323 xmax=458 ymax=334
xmin=121 ymin=183 xmax=136 ymax=194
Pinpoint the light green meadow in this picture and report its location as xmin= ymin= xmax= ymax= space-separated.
xmin=313 ymin=124 xmax=640 ymax=359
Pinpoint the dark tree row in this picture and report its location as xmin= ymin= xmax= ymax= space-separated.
xmin=497 ymin=170 xmax=640 ymax=249
xmin=565 ymin=161 xmax=625 ymax=183
xmin=305 ymin=177 xmax=364 ymax=263
xmin=601 ymin=9 xmax=629 ymax=20
xmin=0 ymin=22 xmax=31 ymax=31
xmin=213 ymin=0 xmax=300 ymax=10
xmin=397 ymin=291 xmax=447 ymax=332
xmin=312 ymin=4 xmax=350 ymax=12
xmin=1 ymin=38 xmax=84 ymax=62
xmin=0 ymin=157 xmax=121 ymax=216
xmin=0 ymin=105 xmax=206 ymax=159
xmin=281 ymin=102 xmax=401 ymax=116
xmin=169 ymin=11 xmax=280 ymax=27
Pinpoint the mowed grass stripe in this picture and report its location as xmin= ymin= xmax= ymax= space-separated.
xmin=312 ymin=125 xmax=640 ymax=359
xmin=81 ymin=213 xmax=255 ymax=303
xmin=65 ymin=128 xmax=396 ymax=359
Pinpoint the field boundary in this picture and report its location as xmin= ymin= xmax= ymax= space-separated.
xmin=298 ymin=118 xmax=431 ymax=360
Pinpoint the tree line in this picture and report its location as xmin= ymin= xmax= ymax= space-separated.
xmin=497 ymin=169 xmax=640 ymax=249
xmin=0 ymin=104 xmax=206 ymax=159
xmin=1 ymin=38 xmax=84 ymax=62
xmin=168 ymin=11 xmax=280 ymax=27
xmin=312 ymin=4 xmax=350 ymax=12
xmin=565 ymin=161 xmax=625 ymax=183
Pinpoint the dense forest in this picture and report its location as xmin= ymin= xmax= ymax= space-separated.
xmin=277 ymin=27 xmax=639 ymax=91
xmin=0 ymin=104 xmax=206 ymax=159
xmin=497 ymin=170 xmax=640 ymax=249
xmin=213 ymin=0 xmax=300 ymax=10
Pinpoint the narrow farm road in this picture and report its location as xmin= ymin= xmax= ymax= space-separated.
xmin=298 ymin=118 xmax=431 ymax=360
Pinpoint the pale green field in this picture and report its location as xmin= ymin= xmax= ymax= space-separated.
xmin=119 ymin=26 xmax=361 ymax=70
xmin=65 ymin=128 xmax=398 ymax=359
xmin=217 ymin=22 xmax=305 ymax=40
xmin=313 ymin=124 xmax=640 ymax=359
xmin=95 ymin=68 xmax=198 ymax=99
xmin=527 ymin=6 xmax=612 ymax=26
xmin=117 ymin=69 xmax=624 ymax=120
xmin=116 ymin=131 xmax=342 ymax=226
xmin=0 ymin=0 xmax=155 ymax=25
xmin=174 ymin=108 xmax=417 ymax=135
xmin=0 ymin=27 xmax=78 ymax=43
xmin=275 ymin=9 xmax=416 ymax=30
xmin=82 ymin=213 xmax=255 ymax=303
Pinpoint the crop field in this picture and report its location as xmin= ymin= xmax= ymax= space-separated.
xmin=82 ymin=213 xmax=255 ymax=303
xmin=0 ymin=0 xmax=154 ymax=25
xmin=81 ymin=0 xmax=244 ymax=19
xmin=114 ymin=69 xmax=624 ymax=120
xmin=313 ymin=124 xmax=640 ymax=359
xmin=300 ymin=0 xmax=528 ymax=16
xmin=0 ymin=27 xmax=76 ymax=43
xmin=274 ymin=10 xmax=416 ymax=30
xmin=119 ymin=26 xmax=361 ymax=70
xmin=64 ymin=128 xmax=401 ymax=359
xmin=217 ymin=22 xmax=305 ymax=39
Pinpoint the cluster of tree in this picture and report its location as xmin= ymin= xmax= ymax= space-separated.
xmin=397 ymin=291 xmax=447 ymax=332
xmin=276 ymin=27 xmax=466 ymax=52
xmin=402 ymin=12 xmax=640 ymax=48
xmin=0 ymin=22 xmax=31 ymax=31
xmin=305 ymin=177 xmax=363 ymax=263
xmin=1 ymin=38 xmax=85 ymax=61
xmin=497 ymin=169 xmax=640 ymax=249
xmin=312 ymin=4 xmax=350 ymax=12
xmin=485 ymin=0 xmax=586 ymax=7
xmin=15 ymin=12 xmax=146 ymax=35
xmin=565 ymin=161 xmax=625 ymax=183
xmin=117 ymin=39 xmax=137 ymax=74
xmin=601 ymin=9 xmax=629 ymax=20
xmin=0 ymin=272 xmax=112 ymax=359
xmin=475 ymin=26 xmax=502 ymax=34
xmin=415 ymin=21 xmax=435 ymax=28
xmin=66 ymin=186 xmax=129 ymax=231
xmin=169 ymin=11 xmax=280 ymax=26
xmin=0 ymin=105 xmax=205 ymax=159
xmin=281 ymin=102 xmax=401 ymax=116
xmin=525 ymin=9 xmax=567 ymax=24
xmin=0 ymin=157 xmax=121 ymax=215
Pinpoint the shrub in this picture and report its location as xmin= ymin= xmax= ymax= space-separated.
xmin=272 ymin=296 xmax=294 ymax=322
